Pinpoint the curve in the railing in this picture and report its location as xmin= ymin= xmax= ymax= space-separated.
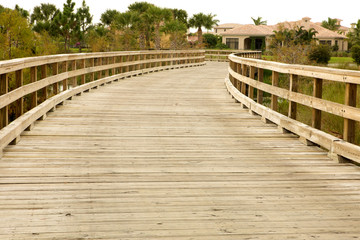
xmin=226 ymin=53 xmax=360 ymax=164
xmin=205 ymin=50 xmax=262 ymax=61
xmin=0 ymin=50 xmax=205 ymax=157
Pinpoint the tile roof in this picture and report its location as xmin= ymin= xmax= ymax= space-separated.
xmin=214 ymin=23 xmax=242 ymax=29
xmin=220 ymin=18 xmax=346 ymax=39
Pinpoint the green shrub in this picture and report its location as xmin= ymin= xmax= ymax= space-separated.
xmin=351 ymin=45 xmax=360 ymax=65
xmin=308 ymin=44 xmax=331 ymax=64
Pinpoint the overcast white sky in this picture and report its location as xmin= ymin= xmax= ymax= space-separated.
xmin=1 ymin=0 xmax=359 ymax=29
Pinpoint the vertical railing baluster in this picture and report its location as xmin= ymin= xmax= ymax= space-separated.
xmin=344 ymin=83 xmax=357 ymax=143
xmin=312 ymin=78 xmax=322 ymax=130
xmin=0 ymin=73 xmax=8 ymax=129
xmin=288 ymin=74 xmax=298 ymax=119
xmin=271 ymin=71 xmax=279 ymax=111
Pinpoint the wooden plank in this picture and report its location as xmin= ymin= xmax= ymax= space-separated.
xmin=312 ymin=78 xmax=323 ymax=130
xmin=288 ymin=74 xmax=298 ymax=119
xmin=343 ymin=83 xmax=357 ymax=143
xmin=39 ymin=64 xmax=48 ymax=103
xmin=271 ymin=71 xmax=279 ymax=111
xmin=15 ymin=69 xmax=24 ymax=118
xmin=0 ymin=73 xmax=8 ymax=129
xmin=1 ymin=62 xmax=360 ymax=240
xmin=29 ymin=67 xmax=38 ymax=109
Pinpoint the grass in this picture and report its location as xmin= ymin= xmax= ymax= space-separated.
xmin=329 ymin=57 xmax=354 ymax=64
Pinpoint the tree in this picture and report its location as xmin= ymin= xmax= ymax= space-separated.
xmin=251 ymin=17 xmax=267 ymax=25
xmin=321 ymin=17 xmax=340 ymax=31
xmin=30 ymin=3 xmax=59 ymax=35
xmin=347 ymin=19 xmax=360 ymax=47
xmin=75 ymin=0 xmax=92 ymax=52
xmin=128 ymin=2 xmax=155 ymax=49
xmin=114 ymin=11 xmax=140 ymax=50
xmin=53 ymin=0 xmax=78 ymax=52
xmin=100 ymin=9 xmax=120 ymax=26
xmin=189 ymin=13 xmax=219 ymax=45
xmin=203 ymin=33 xmax=221 ymax=48
xmin=351 ymin=45 xmax=360 ymax=66
xmin=15 ymin=4 xmax=29 ymax=19
xmin=172 ymin=9 xmax=188 ymax=26
xmin=162 ymin=19 xmax=188 ymax=49
xmin=0 ymin=9 xmax=33 ymax=59
xmin=149 ymin=6 xmax=172 ymax=50
xmin=308 ymin=44 xmax=331 ymax=64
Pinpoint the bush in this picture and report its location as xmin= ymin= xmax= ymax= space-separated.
xmin=308 ymin=44 xmax=331 ymax=64
xmin=203 ymin=33 xmax=218 ymax=48
xmin=351 ymin=45 xmax=360 ymax=65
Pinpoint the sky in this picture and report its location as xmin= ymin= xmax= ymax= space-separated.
xmin=1 ymin=0 xmax=359 ymax=29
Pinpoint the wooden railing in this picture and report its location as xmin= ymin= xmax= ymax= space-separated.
xmin=205 ymin=50 xmax=261 ymax=62
xmin=227 ymin=54 xmax=360 ymax=164
xmin=0 ymin=50 xmax=205 ymax=157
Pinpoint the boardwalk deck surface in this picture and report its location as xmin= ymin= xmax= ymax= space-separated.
xmin=1 ymin=62 xmax=360 ymax=239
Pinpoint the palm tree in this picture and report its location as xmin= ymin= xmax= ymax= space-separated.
xmin=163 ymin=19 xmax=188 ymax=49
xmin=149 ymin=6 xmax=172 ymax=50
xmin=321 ymin=17 xmax=340 ymax=31
xmin=251 ymin=17 xmax=267 ymax=25
xmin=114 ymin=11 xmax=140 ymax=50
xmin=128 ymin=2 xmax=155 ymax=49
xmin=189 ymin=13 xmax=219 ymax=45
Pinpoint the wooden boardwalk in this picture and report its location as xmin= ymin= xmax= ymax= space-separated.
xmin=0 ymin=62 xmax=360 ymax=239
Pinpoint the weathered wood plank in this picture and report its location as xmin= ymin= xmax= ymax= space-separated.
xmin=0 ymin=62 xmax=359 ymax=240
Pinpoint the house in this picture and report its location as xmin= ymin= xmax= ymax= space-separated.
xmin=215 ymin=17 xmax=348 ymax=51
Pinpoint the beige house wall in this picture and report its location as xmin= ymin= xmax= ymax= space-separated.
xmin=317 ymin=38 xmax=348 ymax=51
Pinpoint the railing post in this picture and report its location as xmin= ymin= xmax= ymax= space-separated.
xmin=90 ymin=58 xmax=95 ymax=81
xmin=71 ymin=60 xmax=77 ymax=87
xmin=80 ymin=59 xmax=86 ymax=84
xmin=241 ymin=64 xmax=247 ymax=95
xmin=271 ymin=71 xmax=279 ymax=111
xmin=62 ymin=61 xmax=68 ymax=90
xmin=288 ymin=74 xmax=298 ymax=119
xmin=257 ymin=68 xmax=264 ymax=104
xmin=28 ymin=67 xmax=38 ymax=110
xmin=52 ymin=63 xmax=59 ymax=94
xmin=0 ymin=73 xmax=8 ymax=129
xmin=344 ymin=83 xmax=357 ymax=143
xmin=248 ymin=66 xmax=255 ymax=99
xmin=40 ymin=65 xmax=48 ymax=103
xmin=15 ymin=70 xmax=24 ymax=118
xmin=312 ymin=78 xmax=323 ymax=130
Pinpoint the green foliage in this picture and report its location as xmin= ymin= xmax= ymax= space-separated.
xmin=251 ymin=17 xmax=267 ymax=25
xmin=53 ymin=0 xmax=78 ymax=52
xmin=0 ymin=8 xmax=34 ymax=60
xmin=321 ymin=17 xmax=340 ymax=31
xmin=203 ymin=33 xmax=218 ymax=48
xmin=347 ymin=19 xmax=360 ymax=48
xmin=351 ymin=45 xmax=360 ymax=65
xmin=189 ymin=13 xmax=219 ymax=45
xmin=75 ymin=0 xmax=93 ymax=52
xmin=308 ymin=44 xmax=331 ymax=64
xmin=162 ymin=19 xmax=188 ymax=49
xmin=100 ymin=9 xmax=120 ymax=26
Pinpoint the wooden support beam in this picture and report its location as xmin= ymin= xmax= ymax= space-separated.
xmin=15 ymin=69 xmax=24 ymax=118
xmin=257 ymin=68 xmax=264 ymax=104
xmin=271 ymin=71 xmax=279 ymax=111
xmin=80 ymin=59 xmax=86 ymax=85
xmin=288 ymin=74 xmax=298 ymax=119
xmin=52 ymin=62 xmax=59 ymax=95
xmin=312 ymin=78 xmax=323 ymax=130
xmin=343 ymin=83 xmax=357 ymax=143
xmin=71 ymin=60 xmax=77 ymax=87
xmin=241 ymin=64 xmax=247 ymax=95
xmin=248 ymin=66 xmax=255 ymax=99
xmin=62 ymin=62 xmax=68 ymax=90
xmin=30 ymin=67 xmax=37 ymax=109
xmin=0 ymin=73 xmax=8 ymax=129
xmin=40 ymin=65 xmax=48 ymax=103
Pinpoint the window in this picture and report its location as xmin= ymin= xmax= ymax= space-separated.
xmin=226 ymin=38 xmax=239 ymax=49
xmin=320 ymin=40 xmax=332 ymax=46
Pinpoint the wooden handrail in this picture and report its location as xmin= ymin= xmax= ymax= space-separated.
xmin=227 ymin=54 xmax=360 ymax=164
xmin=0 ymin=50 xmax=205 ymax=156
xmin=204 ymin=50 xmax=262 ymax=62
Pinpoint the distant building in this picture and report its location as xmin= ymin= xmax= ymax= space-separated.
xmin=215 ymin=17 xmax=348 ymax=51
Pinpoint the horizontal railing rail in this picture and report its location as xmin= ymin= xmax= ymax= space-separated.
xmin=227 ymin=54 xmax=360 ymax=164
xmin=0 ymin=50 xmax=205 ymax=157
xmin=205 ymin=50 xmax=261 ymax=62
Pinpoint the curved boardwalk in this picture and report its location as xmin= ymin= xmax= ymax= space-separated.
xmin=0 ymin=62 xmax=360 ymax=239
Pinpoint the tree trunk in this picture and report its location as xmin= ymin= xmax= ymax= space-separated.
xmin=155 ymin=24 xmax=161 ymax=50
xmin=139 ymin=32 xmax=146 ymax=50
xmin=197 ymin=27 xmax=203 ymax=45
